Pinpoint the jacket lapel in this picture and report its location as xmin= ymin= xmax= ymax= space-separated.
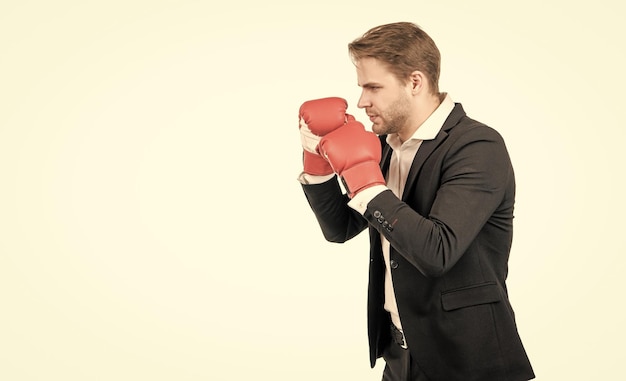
xmin=401 ymin=103 xmax=466 ymax=201
xmin=380 ymin=139 xmax=393 ymax=177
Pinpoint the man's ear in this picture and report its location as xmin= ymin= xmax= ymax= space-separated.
xmin=409 ymin=71 xmax=425 ymax=94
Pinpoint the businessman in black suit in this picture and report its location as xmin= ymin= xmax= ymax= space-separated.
xmin=297 ymin=22 xmax=535 ymax=380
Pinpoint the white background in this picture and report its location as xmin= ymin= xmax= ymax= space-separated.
xmin=1 ymin=1 xmax=624 ymax=380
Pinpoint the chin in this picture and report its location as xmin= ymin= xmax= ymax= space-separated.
xmin=372 ymin=125 xmax=388 ymax=136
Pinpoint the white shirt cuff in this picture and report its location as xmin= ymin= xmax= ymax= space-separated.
xmin=347 ymin=185 xmax=388 ymax=215
xmin=297 ymin=172 xmax=335 ymax=185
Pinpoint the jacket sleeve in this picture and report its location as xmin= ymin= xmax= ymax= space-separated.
xmin=301 ymin=175 xmax=369 ymax=243
xmin=364 ymin=125 xmax=515 ymax=277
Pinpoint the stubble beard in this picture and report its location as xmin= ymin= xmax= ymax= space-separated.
xmin=371 ymin=94 xmax=411 ymax=137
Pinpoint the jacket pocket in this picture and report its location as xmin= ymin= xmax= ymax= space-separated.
xmin=441 ymin=281 xmax=501 ymax=311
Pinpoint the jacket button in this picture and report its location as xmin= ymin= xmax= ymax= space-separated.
xmin=390 ymin=260 xmax=398 ymax=269
xmin=373 ymin=210 xmax=382 ymax=218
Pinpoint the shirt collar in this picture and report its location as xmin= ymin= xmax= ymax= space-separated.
xmin=386 ymin=93 xmax=455 ymax=147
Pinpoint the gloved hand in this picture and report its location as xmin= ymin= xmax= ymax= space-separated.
xmin=318 ymin=120 xmax=385 ymax=198
xmin=298 ymin=97 xmax=350 ymax=176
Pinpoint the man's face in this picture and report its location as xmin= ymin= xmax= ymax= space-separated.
xmin=356 ymin=57 xmax=412 ymax=136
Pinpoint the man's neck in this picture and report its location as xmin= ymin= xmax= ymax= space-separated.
xmin=398 ymin=92 xmax=443 ymax=143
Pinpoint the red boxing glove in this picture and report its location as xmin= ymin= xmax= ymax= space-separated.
xmin=318 ymin=121 xmax=386 ymax=198
xmin=298 ymin=97 xmax=348 ymax=176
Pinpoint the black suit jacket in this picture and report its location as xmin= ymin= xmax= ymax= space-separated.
xmin=302 ymin=104 xmax=535 ymax=381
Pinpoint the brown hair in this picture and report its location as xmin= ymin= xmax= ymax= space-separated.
xmin=348 ymin=22 xmax=441 ymax=94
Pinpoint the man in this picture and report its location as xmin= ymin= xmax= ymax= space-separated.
xmin=297 ymin=22 xmax=535 ymax=381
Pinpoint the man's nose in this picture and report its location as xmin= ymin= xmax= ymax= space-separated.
xmin=357 ymin=92 xmax=369 ymax=109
